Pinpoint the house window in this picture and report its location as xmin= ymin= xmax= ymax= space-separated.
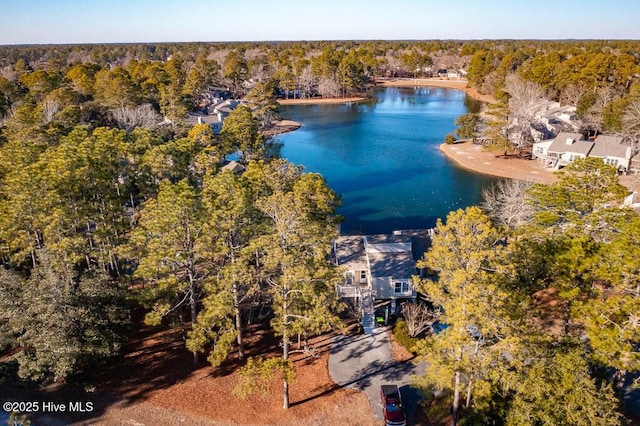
xmin=360 ymin=271 xmax=367 ymax=283
xmin=394 ymin=281 xmax=410 ymax=294
xmin=605 ymin=158 xmax=619 ymax=167
xmin=345 ymin=271 xmax=354 ymax=285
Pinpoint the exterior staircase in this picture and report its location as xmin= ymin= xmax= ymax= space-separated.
xmin=360 ymin=289 xmax=376 ymax=334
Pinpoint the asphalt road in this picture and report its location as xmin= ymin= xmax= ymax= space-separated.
xmin=328 ymin=328 xmax=425 ymax=422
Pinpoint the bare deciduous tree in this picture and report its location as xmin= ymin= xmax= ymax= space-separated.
xmin=402 ymin=302 xmax=437 ymax=338
xmin=620 ymin=98 xmax=640 ymax=153
xmin=342 ymin=297 xmax=363 ymax=328
xmin=581 ymin=86 xmax=622 ymax=133
xmin=317 ymin=76 xmax=340 ymax=98
xmin=297 ymin=67 xmax=317 ymax=99
xmin=560 ymin=83 xmax=584 ymax=107
xmin=111 ymin=104 xmax=160 ymax=133
xmin=40 ymin=99 xmax=59 ymax=124
xmin=504 ymin=74 xmax=546 ymax=152
xmin=0 ymin=65 xmax=17 ymax=81
xmin=384 ymin=52 xmax=401 ymax=77
xmin=481 ymin=179 xmax=534 ymax=230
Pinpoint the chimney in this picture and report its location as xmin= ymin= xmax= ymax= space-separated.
xmin=197 ymin=116 xmax=203 ymax=125
xmin=566 ymin=137 xmax=574 ymax=145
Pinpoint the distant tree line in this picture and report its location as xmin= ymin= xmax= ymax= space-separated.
xmin=2 ymin=39 xmax=640 ymax=137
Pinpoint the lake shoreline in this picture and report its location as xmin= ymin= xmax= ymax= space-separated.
xmin=439 ymin=141 xmax=557 ymax=184
xmin=439 ymin=141 xmax=640 ymax=190
xmin=277 ymin=96 xmax=369 ymax=105
xmin=274 ymin=80 xmax=493 ymax=137
xmin=375 ymin=78 xmax=497 ymax=104
xmin=264 ymin=119 xmax=302 ymax=137
xmin=277 ymin=86 xmax=499 ymax=234
xmin=275 ymin=78 xmax=496 ymax=107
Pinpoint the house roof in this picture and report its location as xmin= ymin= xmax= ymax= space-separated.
xmin=334 ymin=236 xmax=368 ymax=271
xmin=334 ymin=231 xmax=432 ymax=280
xmin=547 ymin=132 xmax=593 ymax=155
xmin=590 ymin=135 xmax=629 ymax=159
xmin=382 ymin=229 xmax=432 ymax=261
xmin=367 ymin=250 xmax=416 ymax=279
xmin=364 ymin=234 xmax=412 ymax=253
xmin=186 ymin=112 xmax=222 ymax=126
xmin=220 ymin=160 xmax=245 ymax=174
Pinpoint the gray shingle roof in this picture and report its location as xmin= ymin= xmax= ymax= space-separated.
xmin=547 ymin=132 xmax=593 ymax=155
xmin=590 ymin=135 xmax=629 ymax=159
xmin=334 ymin=230 xmax=432 ymax=280
xmin=334 ymin=236 xmax=368 ymax=271
xmin=186 ymin=112 xmax=222 ymax=125
xmin=367 ymin=251 xmax=416 ymax=279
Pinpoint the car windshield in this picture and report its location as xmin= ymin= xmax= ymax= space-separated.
xmin=386 ymin=402 xmax=402 ymax=412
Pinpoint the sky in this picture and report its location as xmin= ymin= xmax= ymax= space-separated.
xmin=1 ymin=0 xmax=639 ymax=45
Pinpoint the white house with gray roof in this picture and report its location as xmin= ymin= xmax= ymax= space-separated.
xmin=333 ymin=231 xmax=432 ymax=303
xmin=185 ymin=98 xmax=246 ymax=135
xmin=589 ymin=135 xmax=633 ymax=172
xmin=532 ymin=132 xmax=634 ymax=172
xmin=532 ymin=132 xmax=594 ymax=168
xmin=186 ymin=112 xmax=224 ymax=134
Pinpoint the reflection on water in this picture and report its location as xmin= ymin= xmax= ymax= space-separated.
xmin=276 ymin=87 xmax=499 ymax=234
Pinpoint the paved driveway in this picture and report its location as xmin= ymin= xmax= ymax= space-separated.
xmin=328 ymin=328 xmax=425 ymax=421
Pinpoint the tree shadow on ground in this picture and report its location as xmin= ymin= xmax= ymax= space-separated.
xmin=92 ymin=323 xmax=201 ymax=402
xmin=207 ymin=320 xmax=281 ymax=378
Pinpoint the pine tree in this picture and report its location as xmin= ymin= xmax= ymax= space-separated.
xmin=1 ymin=250 xmax=129 ymax=382
xmin=129 ymin=179 xmax=206 ymax=364
xmin=241 ymin=160 xmax=343 ymax=408
xmin=188 ymin=170 xmax=260 ymax=365
xmin=220 ymin=105 xmax=264 ymax=162
xmin=506 ymin=347 xmax=621 ymax=426
xmin=415 ymin=207 xmax=517 ymax=425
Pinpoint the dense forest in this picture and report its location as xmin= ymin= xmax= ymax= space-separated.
xmin=0 ymin=40 xmax=639 ymax=424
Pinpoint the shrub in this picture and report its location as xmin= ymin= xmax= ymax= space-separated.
xmin=444 ymin=133 xmax=456 ymax=144
xmin=393 ymin=319 xmax=419 ymax=353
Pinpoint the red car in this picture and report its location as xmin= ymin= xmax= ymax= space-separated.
xmin=380 ymin=384 xmax=407 ymax=426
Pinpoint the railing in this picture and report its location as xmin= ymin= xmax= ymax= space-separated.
xmin=336 ymin=285 xmax=361 ymax=298
xmin=392 ymin=288 xmax=415 ymax=298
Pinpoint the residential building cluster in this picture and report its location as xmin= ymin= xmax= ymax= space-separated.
xmin=185 ymin=88 xmax=246 ymax=134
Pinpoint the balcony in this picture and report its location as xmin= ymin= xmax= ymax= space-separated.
xmin=336 ymin=283 xmax=370 ymax=299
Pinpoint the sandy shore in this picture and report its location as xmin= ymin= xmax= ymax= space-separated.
xmin=263 ymin=119 xmax=302 ymax=137
xmin=277 ymin=96 xmax=368 ymax=105
xmin=276 ymin=78 xmax=496 ymax=106
xmin=377 ymin=78 xmax=496 ymax=104
xmin=440 ymin=141 xmax=640 ymax=191
xmin=440 ymin=141 xmax=557 ymax=184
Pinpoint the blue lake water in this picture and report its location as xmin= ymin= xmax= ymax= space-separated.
xmin=276 ymin=86 xmax=499 ymax=235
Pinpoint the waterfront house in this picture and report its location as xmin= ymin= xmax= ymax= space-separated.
xmin=533 ymin=132 xmax=594 ymax=168
xmin=532 ymin=132 xmax=636 ymax=172
xmin=186 ymin=112 xmax=224 ymax=134
xmin=220 ymin=160 xmax=245 ymax=174
xmin=510 ymin=101 xmax=581 ymax=146
xmin=185 ymin=98 xmax=246 ymax=134
xmin=589 ymin=135 xmax=632 ymax=172
xmin=531 ymin=138 xmax=554 ymax=161
xmin=333 ymin=230 xmax=431 ymax=308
